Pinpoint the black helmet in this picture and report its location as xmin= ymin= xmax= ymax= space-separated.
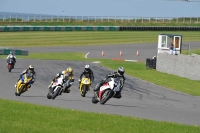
xmin=84 ymin=64 xmax=90 ymax=72
xmin=118 ymin=66 xmax=125 ymax=76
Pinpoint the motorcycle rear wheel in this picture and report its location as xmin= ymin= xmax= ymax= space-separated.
xmin=47 ymin=92 xmax=52 ymax=99
xmin=92 ymin=95 xmax=99 ymax=104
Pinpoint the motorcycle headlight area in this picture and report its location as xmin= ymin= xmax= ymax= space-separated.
xmin=84 ymin=80 xmax=89 ymax=84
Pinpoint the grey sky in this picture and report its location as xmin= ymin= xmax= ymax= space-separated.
xmin=0 ymin=0 xmax=199 ymax=17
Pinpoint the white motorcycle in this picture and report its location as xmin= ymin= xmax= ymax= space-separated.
xmin=47 ymin=76 xmax=64 ymax=100
xmin=92 ymin=77 xmax=121 ymax=104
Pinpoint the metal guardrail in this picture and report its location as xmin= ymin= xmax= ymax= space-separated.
xmin=0 ymin=15 xmax=199 ymax=24
xmin=0 ymin=49 xmax=29 ymax=56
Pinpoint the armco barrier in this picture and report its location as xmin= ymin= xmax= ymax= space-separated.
xmin=0 ymin=26 xmax=120 ymax=32
xmin=119 ymin=26 xmax=200 ymax=31
xmin=0 ymin=49 xmax=28 ymax=56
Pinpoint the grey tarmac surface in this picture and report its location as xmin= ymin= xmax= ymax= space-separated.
xmin=1 ymin=42 xmax=200 ymax=126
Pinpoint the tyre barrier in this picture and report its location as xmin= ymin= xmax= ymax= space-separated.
xmin=119 ymin=26 xmax=200 ymax=31
xmin=0 ymin=49 xmax=28 ymax=56
xmin=0 ymin=26 xmax=120 ymax=32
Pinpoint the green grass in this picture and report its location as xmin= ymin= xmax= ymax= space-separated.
xmin=0 ymin=98 xmax=199 ymax=133
xmin=1 ymin=52 xmax=200 ymax=96
xmin=1 ymin=21 xmax=200 ymax=26
xmin=0 ymin=31 xmax=200 ymax=47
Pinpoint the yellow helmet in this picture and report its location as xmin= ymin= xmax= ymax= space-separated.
xmin=67 ymin=67 xmax=73 ymax=75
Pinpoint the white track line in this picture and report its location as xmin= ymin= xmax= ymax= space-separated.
xmin=85 ymin=52 xmax=90 ymax=58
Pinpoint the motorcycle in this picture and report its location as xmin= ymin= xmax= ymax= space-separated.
xmin=47 ymin=77 xmax=64 ymax=100
xmin=15 ymin=73 xmax=33 ymax=96
xmin=7 ymin=58 xmax=15 ymax=72
xmin=92 ymin=78 xmax=121 ymax=105
xmin=79 ymin=77 xmax=91 ymax=97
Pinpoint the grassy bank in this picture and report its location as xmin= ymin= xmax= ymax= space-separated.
xmin=0 ymin=31 xmax=200 ymax=47
xmin=0 ymin=98 xmax=199 ymax=133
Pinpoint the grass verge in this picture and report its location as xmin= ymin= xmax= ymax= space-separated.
xmin=0 ymin=98 xmax=199 ymax=133
xmin=0 ymin=31 xmax=200 ymax=47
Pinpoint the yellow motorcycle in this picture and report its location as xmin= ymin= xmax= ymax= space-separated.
xmin=15 ymin=73 xmax=33 ymax=96
xmin=79 ymin=78 xmax=91 ymax=97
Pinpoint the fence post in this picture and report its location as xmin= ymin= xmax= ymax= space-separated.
xmin=197 ymin=17 xmax=199 ymax=23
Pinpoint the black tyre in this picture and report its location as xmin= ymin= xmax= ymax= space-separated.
xmin=92 ymin=95 xmax=99 ymax=104
xmin=100 ymin=90 xmax=114 ymax=105
xmin=81 ymin=85 xmax=87 ymax=97
xmin=51 ymin=87 xmax=61 ymax=100
xmin=47 ymin=92 xmax=52 ymax=99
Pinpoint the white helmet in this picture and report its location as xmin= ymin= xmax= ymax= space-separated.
xmin=84 ymin=64 xmax=90 ymax=72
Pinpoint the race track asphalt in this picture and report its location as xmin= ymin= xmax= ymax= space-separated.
xmin=1 ymin=42 xmax=200 ymax=126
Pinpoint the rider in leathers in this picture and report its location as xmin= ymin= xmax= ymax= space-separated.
xmin=7 ymin=51 xmax=16 ymax=67
xmin=48 ymin=67 xmax=75 ymax=93
xmin=94 ymin=66 xmax=125 ymax=99
xmin=15 ymin=65 xmax=36 ymax=89
xmin=79 ymin=64 xmax=94 ymax=86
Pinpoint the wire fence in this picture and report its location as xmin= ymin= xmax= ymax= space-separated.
xmin=0 ymin=15 xmax=200 ymax=23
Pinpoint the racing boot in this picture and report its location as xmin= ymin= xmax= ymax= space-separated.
xmin=114 ymin=92 xmax=122 ymax=99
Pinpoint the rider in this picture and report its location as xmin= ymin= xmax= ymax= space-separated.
xmin=48 ymin=67 xmax=75 ymax=93
xmin=15 ymin=65 xmax=36 ymax=89
xmin=94 ymin=66 xmax=125 ymax=99
xmin=7 ymin=51 xmax=16 ymax=67
xmin=79 ymin=64 xmax=94 ymax=87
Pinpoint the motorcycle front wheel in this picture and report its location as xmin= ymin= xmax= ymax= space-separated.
xmin=100 ymin=90 xmax=114 ymax=105
xmin=81 ymin=85 xmax=87 ymax=97
xmin=51 ymin=87 xmax=61 ymax=100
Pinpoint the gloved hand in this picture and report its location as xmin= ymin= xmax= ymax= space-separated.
xmin=79 ymin=79 xmax=81 ymax=83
